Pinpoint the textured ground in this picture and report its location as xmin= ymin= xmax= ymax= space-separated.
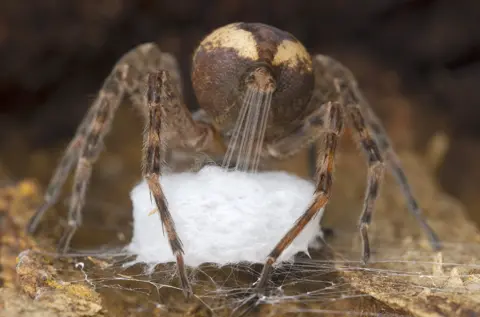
xmin=1 ymin=128 xmax=479 ymax=316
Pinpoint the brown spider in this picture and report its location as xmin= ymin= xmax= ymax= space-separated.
xmin=26 ymin=22 xmax=440 ymax=299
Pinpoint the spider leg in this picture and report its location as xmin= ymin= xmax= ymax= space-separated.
xmin=26 ymin=105 xmax=96 ymax=233
xmin=57 ymin=65 xmax=128 ymax=252
xmin=341 ymin=90 xmax=385 ymax=263
xmin=142 ymin=70 xmax=223 ymax=299
xmin=359 ymin=98 xmax=441 ymax=251
xmin=315 ymin=54 xmax=440 ymax=255
xmin=26 ymin=43 xmax=197 ymax=243
xmin=255 ymin=101 xmax=343 ymax=293
xmin=27 ymin=42 xmax=223 ymax=298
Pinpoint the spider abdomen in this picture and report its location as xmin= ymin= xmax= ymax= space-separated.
xmin=191 ymin=22 xmax=314 ymax=136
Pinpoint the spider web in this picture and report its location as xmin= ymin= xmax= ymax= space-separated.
xmin=17 ymin=232 xmax=480 ymax=317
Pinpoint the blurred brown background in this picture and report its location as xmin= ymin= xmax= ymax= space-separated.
xmin=0 ymin=0 xmax=479 ymax=226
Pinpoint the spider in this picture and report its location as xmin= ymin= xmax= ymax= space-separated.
xmin=26 ymin=22 xmax=441 ymax=299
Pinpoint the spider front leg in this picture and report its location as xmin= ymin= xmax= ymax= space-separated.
xmin=143 ymin=70 xmax=225 ymax=298
xmin=255 ymin=101 xmax=343 ymax=294
xmin=257 ymin=99 xmax=384 ymax=295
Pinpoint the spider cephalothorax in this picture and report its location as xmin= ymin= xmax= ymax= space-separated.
xmin=26 ymin=22 xmax=441 ymax=303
